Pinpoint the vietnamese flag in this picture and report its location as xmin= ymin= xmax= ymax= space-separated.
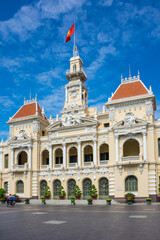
xmin=65 ymin=23 xmax=75 ymax=43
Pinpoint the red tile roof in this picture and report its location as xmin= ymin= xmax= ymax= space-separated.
xmin=111 ymin=81 xmax=148 ymax=100
xmin=12 ymin=102 xmax=47 ymax=120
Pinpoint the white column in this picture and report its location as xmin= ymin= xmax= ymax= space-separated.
xmin=0 ymin=150 xmax=2 ymax=171
xmin=115 ymin=135 xmax=119 ymax=163
xmin=63 ymin=143 xmax=67 ymax=168
xmin=28 ymin=146 xmax=32 ymax=169
xmin=93 ymin=140 xmax=97 ymax=166
xmin=78 ymin=141 xmax=81 ymax=167
xmin=143 ymin=132 xmax=147 ymax=161
xmin=49 ymin=145 xmax=53 ymax=169
xmin=11 ymin=148 xmax=14 ymax=168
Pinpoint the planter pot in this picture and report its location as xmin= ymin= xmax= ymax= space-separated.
xmin=88 ymin=202 xmax=92 ymax=205
xmin=71 ymin=202 xmax=75 ymax=205
xmin=59 ymin=196 xmax=64 ymax=200
xmin=128 ymin=201 xmax=132 ymax=205
xmin=106 ymin=201 xmax=111 ymax=205
xmin=25 ymin=202 xmax=30 ymax=204
xmin=75 ymin=196 xmax=81 ymax=200
xmin=42 ymin=202 xmax=46 ymax=204
xmin=147 ymin=201 xmax=151 ymax=205
xmin=91 ymin=196 xmax=97 ymax=200
xmin=45 ymin=196 xmax=50 ymax=200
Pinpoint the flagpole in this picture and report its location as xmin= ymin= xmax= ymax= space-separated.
xmin=74 ymin=21 xmax=75 ymax=49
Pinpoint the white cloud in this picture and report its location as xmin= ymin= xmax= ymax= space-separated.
xmin=36 ymin=68 xmax=64 ymax=86
xmin=98 ymin=0 xmax=114 ymax=7
xmin=0 ymin=96 xmax=14 ymax=108
xmin=39 ymin=86 xmax=65 ymax=116
xmin=0 ymin=131 xmax=9 ymax=141
xmin=86 ymin=45 xmax=117 ymax=78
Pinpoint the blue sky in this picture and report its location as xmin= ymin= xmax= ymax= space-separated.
xmin=1 ymin=0 xmax=160 ymax=140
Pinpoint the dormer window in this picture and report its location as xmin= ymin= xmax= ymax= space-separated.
xmin=73 ymin=64 xmax=76 ymax=72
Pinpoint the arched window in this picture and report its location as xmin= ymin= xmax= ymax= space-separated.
xmin=83 ymin=178 xmax=92 ymax=199
xmin=99 ymin=178 xmax=109 ymax=199
xmin=4 ymin=182 xmax=8 ymax=194
xmin=125 ymin=176 xmax=138 ymax=192
xmin=40 ymin=180 xmax=47 ymax=197
xmin=69 ymin=147 xmax=77 ymax=164
xmin=17 ymin=181 xmax=24 ymax=193
xmin=100 ymin=144 xmax=109 ymax=161
xmin=123 ymin=139 xmax=139 ymax=157
xmin=42 ymin=150 xmax=49 ymax=165
xmin=84 ymin=145 xmax=93 ymax=163
xmin=55 ymin=148 xmax=63 ymax=165
xmin=4 ymin=154 xmax=9 ymax=168
xmin=18 ymin=151 xmax=28 ymax=165
xmin=73 ymin=64 xmax=76 ymax=72
xmin=68 ymin=179 xmax=76 ymax=199
xmin=53 ymin=180 xmax=61 ymax=199
xmin=158 ymin=138 xmax=160 ymax=157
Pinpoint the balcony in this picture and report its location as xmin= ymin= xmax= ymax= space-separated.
xmin=122 ymin=156 xmax=140 ymax=162
xmin=66 ymin=68 xmax=87 ymax=81
xmin=54 ymin=164 xmax=62 ymax=169
xmin=69 ymin=163 xmax=77 ymax=168
xmin=41 ymin=165 xmax=49 ymax=169
xmin=84 ymin=162 xmax=93 ymax=167
xmin=13 ymin=163 xmax=28 ymax=171
xmin=100 ymin=160 xmax=108 ymax=165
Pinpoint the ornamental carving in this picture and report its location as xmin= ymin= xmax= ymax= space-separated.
xmin=39 ymin=172 xmax=48 ymax=177
xmin=82 ymin=169 xmax=92 ymax=175
xmin=52 ymin=171 xmax=62 ymax=176
xmin=16 ymin=130 xmax=28 ymax=141
xmin=98 ymin=168 xmax=108 ymax=175
xmin=62 ymin=112 xmax=82 ymax=126
xmin=67 ymin=170 xmax=76 ymax=176
xmin=124 ymin=112 xmax=136 ymax=125
xmin=109 ymin=107 xmax=115 ymax=121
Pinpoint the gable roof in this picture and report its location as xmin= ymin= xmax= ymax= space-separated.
xmin=12 ymin=102 xmax=47 ymax=120
xmin=111 ymin=80 xmax=149 ymax=100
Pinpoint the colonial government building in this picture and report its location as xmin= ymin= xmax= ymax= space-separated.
xmin=0 ymin=46 xmax=160 ymax=202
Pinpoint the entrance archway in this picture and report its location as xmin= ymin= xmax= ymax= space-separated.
xmin=83 ymin=178 xmax=92 ymax=199
xmin=99 ymin=178 xmax=109 ymax=199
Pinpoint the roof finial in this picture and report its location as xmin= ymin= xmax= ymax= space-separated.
xmin=138 ymin=70 xmax=140 ymax=80
xmin=129 ymin=64 xmax=131 ymax=78
xmin=35 ymin=94 xmax=37 ymax=101
xmin=121 ymin=74 xmax=123 ymax=83
xmin=24 ymin=97 xmax=26 ymax=105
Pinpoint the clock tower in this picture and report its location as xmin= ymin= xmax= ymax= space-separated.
xmin=61 ymin=46 xmax=88 ymax=120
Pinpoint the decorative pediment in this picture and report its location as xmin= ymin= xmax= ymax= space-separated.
xmin=8 ymin=130 xmax=31 ymax=144
xmin=112 ymin=112 xmax=148 ymax=129
xmin=47 ymin=116 xmax=98 ymax=132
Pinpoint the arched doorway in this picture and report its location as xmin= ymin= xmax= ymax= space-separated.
xmin=40 ymin=180 xmax=47 ymax=197
xmin=99 ymin=178 xmax=109 ymax=199
xmin=55 ymin=148 xmax=63 ymax=165
xmin=17 ymin=180 xmax=24 ymax=194
xmin=18 ymin=151 xmax=27 ymax=165
xmin=68 ymin=179 xmax=76 ymax=199
xmin=84 ymin=145 xmax=93 ymax=166
xmin=123 ymin=139 xmax=139 ymax=157
xmin=42 ymin=150 xmax=49 ymax=166
xmin=83 ymin=178 xmax=92 ymax=199
xmin=69 ymin=147 xmax=77 ymax=167
xmin=125 ymin=176 xmax=138 ymax=192
xmin=53 ymin=180 xmax=61 ymax=199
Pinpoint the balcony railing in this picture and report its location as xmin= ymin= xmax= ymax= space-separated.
xmin=122 ymin=156 xmax=139 ymax=162
xmin=69 ymin=163 xmax=77 ymax=168
xmin=84 ymin=162 xmax=92 ymax=167
xmin=66 ymin=68 xmax=87 ymax=79
xmin=13 ymin=163 xmax=28 ymax=170
xmin=100 ymin=160 xmax=108 ymax=165
xmin=41 ymin=165 xmax=48 ymax=169
xmin=55 ymin=164 xmax=62 ymax=169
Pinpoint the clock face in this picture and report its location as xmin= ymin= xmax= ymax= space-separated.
xmin=71 ymin=91 xmax=77 ymax=98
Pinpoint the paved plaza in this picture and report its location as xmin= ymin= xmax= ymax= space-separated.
xmin=0 ymin=203 xmax=160 ymax=240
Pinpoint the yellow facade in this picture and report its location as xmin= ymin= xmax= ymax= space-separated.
xmin=0 ymin=46 xmax=159 ymax=202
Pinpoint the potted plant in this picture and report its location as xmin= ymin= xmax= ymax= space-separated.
xmin=58 ymin=186 xmax=66 ymax=200
xmin=106 ymin=199 xmax=112 ymax=205
xmin=90 ymin=185 xmax=98 ymax=200
xmin=127 ymin=197 xmax=133 ymax=205
xmin=0 ymin=198 xmax=6 ymax=203
xmin=73 ymin=185 xmax=82 ymax=200
xmin=87 ymin=198 xmax=93 ymax=205
xmin=70 ymin=197 xmax=75 ymax=205
xmin=41 ymin=197 xmax=46 ymax=204
xmin=0 ymin=188 xmax=5 ymax=199
xmin=124 ymin=193 xmax=135 ymax=202
xmin=24 ymin=198 xmax=30 ymax=204
xmin=44 ymin=186 xmax=51 ymax=199
xmin=146 ymin=198 xmax=152 ymax=205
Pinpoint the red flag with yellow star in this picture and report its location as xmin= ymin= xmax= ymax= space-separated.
xmin=65 ymin=23 xmax=75 ymax=43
